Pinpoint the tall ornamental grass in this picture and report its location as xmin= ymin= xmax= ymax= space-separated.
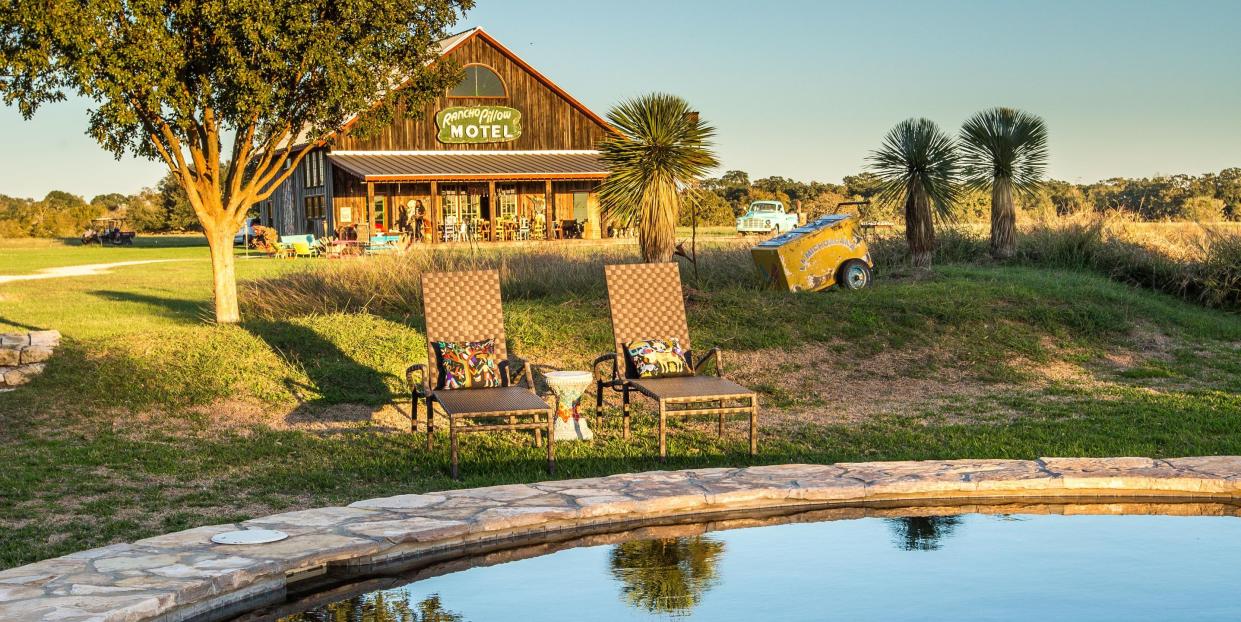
xmin=867 ymin=216 xmax=1240 ymax=310
xmin=239 ymin=243 xmax=762 ymax=319
xmin=242 ymin=218 xmax=1240 ymax=318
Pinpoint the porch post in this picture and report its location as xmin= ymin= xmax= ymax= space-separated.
xmin=365 ymin=181 xmax=375 ymax=240
xmin=488 ymin=180 xmax=497 ymax=242
xmin=544 ymin=180 xmax=554 ymax=240
xmin=430 ymin=181 xmax=439 ymax=244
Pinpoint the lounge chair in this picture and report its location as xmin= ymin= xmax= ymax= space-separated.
xmin=594 ymin=262 xmax=758 ymax=460
xmin=291 ymin=241 xmax=319 ymax=257
xmin=406 ymin=269 xmax=554 ymax=479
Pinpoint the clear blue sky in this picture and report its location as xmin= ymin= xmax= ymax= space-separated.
xmin=2 ymin=0 xmax=1238 ymax=200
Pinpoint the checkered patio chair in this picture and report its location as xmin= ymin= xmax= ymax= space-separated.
xmin=594 ymin=262 xmax=758 ymax=460
xmin=406 ymin=269 xmax=554 ymax=479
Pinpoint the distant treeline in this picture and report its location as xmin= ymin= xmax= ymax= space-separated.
xmin=0 ymin=172 xmax=197 ymax=238
xmin=683 ymin=168 xmax=1241 ymax=226
xmin=3 ymin=168 xmax=1239 ymax=238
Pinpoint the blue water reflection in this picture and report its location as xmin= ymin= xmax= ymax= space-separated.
xmin=282 ymin=513 xmax=1241 ymax=621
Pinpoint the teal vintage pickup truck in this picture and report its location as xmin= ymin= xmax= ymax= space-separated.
xmin=735 ymin=200 xmax=799 ymax=235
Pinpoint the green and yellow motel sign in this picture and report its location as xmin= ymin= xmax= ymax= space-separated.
xmin=436 ymin=105 xmax=523 ymax=144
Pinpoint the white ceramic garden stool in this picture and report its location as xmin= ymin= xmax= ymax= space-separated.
xmin=544 ymin=370 xmax=594 ymax=441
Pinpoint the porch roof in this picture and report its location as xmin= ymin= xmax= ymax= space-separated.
xmin=327 ymin=150 xmax=609 ymax=182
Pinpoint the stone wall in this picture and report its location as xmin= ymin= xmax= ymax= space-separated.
xmin=0 ymin=330 xmax=59 ymax=389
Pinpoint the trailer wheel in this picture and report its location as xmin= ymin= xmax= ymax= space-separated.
xmin=838 ymin=259 xmax=872 ymax=290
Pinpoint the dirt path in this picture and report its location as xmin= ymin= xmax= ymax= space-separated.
xmin=0 ymin=260 xmax=185 ymax=285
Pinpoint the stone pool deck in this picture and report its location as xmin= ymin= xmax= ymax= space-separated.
xmin=4 ymin=456 xmax=1241 ymax=622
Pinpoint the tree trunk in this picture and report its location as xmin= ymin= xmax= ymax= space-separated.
xmin=205 ymin=222 xmax=241 ymax=323
xmin=639 ymin=179 xmax=678 ymax=263
xmin=990 ymin=178 xmax=1016 ymax=259
xmin=905 ymin=182 xmax=936 ymax=268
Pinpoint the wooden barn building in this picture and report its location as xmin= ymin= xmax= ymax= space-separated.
xmin=262 ymin=27 xmax=618 ymax=243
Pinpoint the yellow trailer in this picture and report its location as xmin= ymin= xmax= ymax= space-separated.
xmin=750 ymin=214 xmax=874 ymax=292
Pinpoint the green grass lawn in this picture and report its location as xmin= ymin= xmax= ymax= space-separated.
xmin=1 ymin=236 xmax=1239 ymax=569
xmin=0 ymin=235 xmax=216 ymax=275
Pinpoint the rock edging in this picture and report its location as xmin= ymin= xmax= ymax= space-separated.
xmin=0 ymin=330 xmax=59 ymax=389
xmin=2 ymin=456 xmax=1241 ymax=622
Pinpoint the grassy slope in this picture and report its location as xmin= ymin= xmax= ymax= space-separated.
xmin=1 ymin=239 xmax=1239 ymax=568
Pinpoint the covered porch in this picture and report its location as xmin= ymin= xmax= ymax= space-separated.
xmin=328 ymin=151 xmax=617 ymax=243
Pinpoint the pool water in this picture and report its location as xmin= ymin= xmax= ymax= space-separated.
xmin=279 ymin=512 xmax=1241 ymax=621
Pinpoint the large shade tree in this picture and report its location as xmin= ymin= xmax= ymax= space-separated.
xmin=598 ymin=93 xmax=718 ymax=263
xmin=0 ymin=0 xmax=472 ymax=322
xmin=959 ymin=107 xmax=1049 ymax=259
xmin=868 ymin=118 xmax=960 ymax=268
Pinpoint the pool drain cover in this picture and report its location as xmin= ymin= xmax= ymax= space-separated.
xmin=211 ymin=529 xmax=289 ymax=545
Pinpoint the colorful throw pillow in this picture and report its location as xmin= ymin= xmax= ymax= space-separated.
xmin=625 ymin=338 xmax=691 ymax=379
xmin=433 ymin=339 xmax=503 ymax=390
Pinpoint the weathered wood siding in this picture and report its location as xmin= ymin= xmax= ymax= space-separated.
xmin=331 ymin=163 xmax=366 ymax=231
xmin=332 ymin=35 xmax=611 ymax=152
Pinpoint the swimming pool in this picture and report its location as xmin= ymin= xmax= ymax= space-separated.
xmin=260 ymin=503 xmax=1241 ymax=621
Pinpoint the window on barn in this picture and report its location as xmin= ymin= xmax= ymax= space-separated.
xmin=303 ymin=151 xmax=324 ymax=188
xmin=304 ymin=195 xmax=325 ymax=235
xmin=449 ymin=64 xmax=506 ymax=98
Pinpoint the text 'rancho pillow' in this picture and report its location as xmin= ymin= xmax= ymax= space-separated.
xmin=433 ymin=339 xmax=503 ymax=389
xmin=625 ymin=338 xmax=691 ymax=378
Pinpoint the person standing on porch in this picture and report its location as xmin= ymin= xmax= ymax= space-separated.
xmin=396 ymin=204 xmax=410 ymax=239
xmin=414 ymin=200 xmax=427 ymax=242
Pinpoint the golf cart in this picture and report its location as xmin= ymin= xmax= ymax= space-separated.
xmin=81 ymin=218 xmax=136 ymax=246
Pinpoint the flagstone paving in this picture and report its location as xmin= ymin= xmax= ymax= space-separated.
xmin=3 ymin=456 xmax=1241 ymax=622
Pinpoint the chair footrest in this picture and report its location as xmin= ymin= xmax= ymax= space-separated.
xmin=452 ymin=421 xmax=550 ymax=433
xmin=663 ymin=405 xmax=754 ymax=415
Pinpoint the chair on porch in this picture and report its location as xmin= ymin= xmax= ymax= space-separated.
xmin=473 ymin=219 xmax=491 ymax=242
xmin=497 ymin=218 xmax=515 ymax=241
xmin=441 ymin=216 xmax=459 ymax=243
xmin=593 ymin=262 xmax=758 ymax=460
xmin=406 ymin=269 xmax=555 ymax=479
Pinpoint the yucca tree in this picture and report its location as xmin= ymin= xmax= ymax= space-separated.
xmin=609 ymin=536 xmax=725 ymax=614
xmin=868 ymin=118 xmax=961 ymax=268
xmin=960 ymin=107 xmax=1049 ymax=259
xmin=599 ymin=94 xmax=719 ymax=263
xmin=886 ymin=516 xmax=963 ymax=551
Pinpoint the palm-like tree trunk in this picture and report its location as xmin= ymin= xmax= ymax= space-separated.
xmin=990 ymin=177 xmax=1016 ymax=259
xmin=640 ymin=176 xmax=678 ymax=263
xmin=906 ymin=181 xmax=936 ymax=268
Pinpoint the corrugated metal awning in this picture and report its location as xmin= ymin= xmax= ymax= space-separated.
xmin=327 ymin=150 xmax=609 ymax=182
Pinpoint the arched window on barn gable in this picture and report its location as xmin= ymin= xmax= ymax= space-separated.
xmin=448 ymin=64 xmax=506 ymax=98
